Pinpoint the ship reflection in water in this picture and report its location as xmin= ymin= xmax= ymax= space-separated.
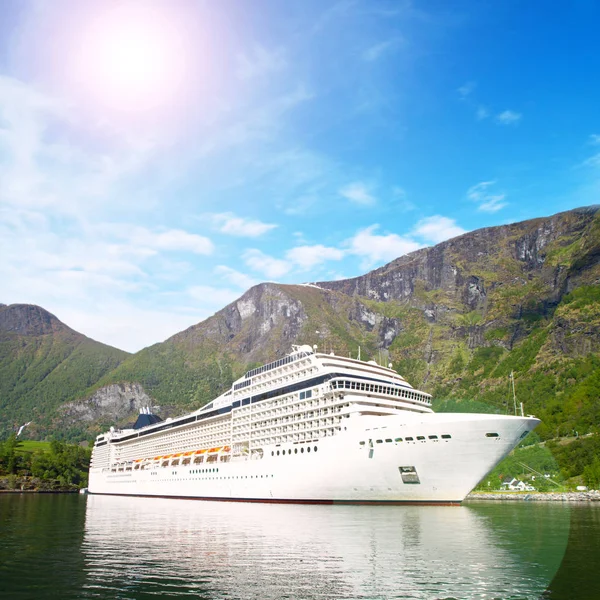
xmin=82 ymin=496 xmax=570 ymax=599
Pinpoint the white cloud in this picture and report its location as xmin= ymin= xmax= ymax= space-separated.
xmin=347 ymin=225 xmax=422 ymax=268
xmin=362 ymin=38 xmax=402 ymax=62
xmin=236 ymin=45 xmax=286 ymax=81
xmin=583 ymin=153 xmax=600 ymax=168
xmin=59 ymin=301 xmax=205 ymax=353
xmin=412 ymin=216 xmax=466 ymax=244
xmin=187 ymin=285 xmax=240 ymax=308
xmin=590 ymin=134 xmax=600 ymax=145
xmin=496 ymin=110 xmax=522 ymax=125
xmin=124 ymin=226 xmax=214 ymax=255
xmin=467 ymin=180 xmax=508 ymax=212
xmin=476 ymin=106 xmax=489 ymax=120
xmin=285 ymin=244 xmax=345 ymax=270
xmin=210 ymin=213 xmax=277 ymax=237
xmin=339 ymin=182 xmax=376 ymax=205
xmin=478 ymin=196 xmax=508 ymax=212
xmin=458 ymin=81 xmax=476 ymax=99
xmin=214 ymin=265 xmax=259 ymax=290
xmin=154 ymin=230 xmax=214 ymax=254
xmin=242 ymin=249 xmax=291 ymax=279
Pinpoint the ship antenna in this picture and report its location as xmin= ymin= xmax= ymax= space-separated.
xmin=510 ymin=371 xmax=517 ymax=416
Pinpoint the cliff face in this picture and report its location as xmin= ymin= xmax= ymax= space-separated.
xmin=0 ymin=304 xmax=73 ymax=337
xmin=60 ymin=383 xmax=154 ymax=425
xmin=318 ymin=206 xmax=599 ymax=312
xmin=3 ymin=207 xmax=599 ymax=443
xmin=95 ymin=206 xmax=598 ymax=441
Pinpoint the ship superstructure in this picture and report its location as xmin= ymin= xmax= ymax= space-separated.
xmin=89 ymin=345 xmax=539 ymax=504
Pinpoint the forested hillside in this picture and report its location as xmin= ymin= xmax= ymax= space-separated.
xmin=0 ymin=304 xmax=129 ymax=437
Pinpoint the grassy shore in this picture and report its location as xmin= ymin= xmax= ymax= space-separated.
xmin=467 ymin=490 xmax=600 ymax=502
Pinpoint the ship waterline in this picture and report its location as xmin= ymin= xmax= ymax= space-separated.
xmin=89 ymin=345 xmax=539 ymax=503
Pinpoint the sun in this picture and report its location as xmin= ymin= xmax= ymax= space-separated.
xmin=71 ymin=2 xmax=187 ymax=114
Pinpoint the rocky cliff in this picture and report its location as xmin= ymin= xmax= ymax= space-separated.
xmin=60 ymin=383 xmax=154 ymax=425
xmin=91 ymin=206 xmax=598 ymax=441
xmin=3 ymin=207 xmax=599 ymax=442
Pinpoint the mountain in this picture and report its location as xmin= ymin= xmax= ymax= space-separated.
xmin=58 ymin=205 xmax=600 ymax=443
xmin=3 ymin=206 xmax=599 ymax=446
xmin=0 ymin=304 xmax=129 ymax=437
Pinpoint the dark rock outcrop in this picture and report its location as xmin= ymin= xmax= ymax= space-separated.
xmin=0 ymin=304 xmax=72 ymax=337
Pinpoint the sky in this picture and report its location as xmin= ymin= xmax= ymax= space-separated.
xmin=1 ymin=0 xmax=599 ymax=353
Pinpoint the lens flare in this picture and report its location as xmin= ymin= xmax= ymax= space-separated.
xmin=70 ymin=2 xmax=187 ymax=114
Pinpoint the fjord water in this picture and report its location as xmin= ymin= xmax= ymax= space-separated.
xmin=0 ymin=495 xmax=598 ymax=600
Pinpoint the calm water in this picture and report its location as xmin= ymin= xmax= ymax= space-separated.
xmin=0 ymin=495 xmax=599 ymax=600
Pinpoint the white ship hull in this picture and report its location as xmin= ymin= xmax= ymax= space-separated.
xmin=89 ymin=412 xmax=537 ymax=504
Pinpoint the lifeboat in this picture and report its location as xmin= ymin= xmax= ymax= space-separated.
xmin=194 ymin=449 xmax=207 ymax=454
xmin=208 ymin=447 xmax=222 ymax=454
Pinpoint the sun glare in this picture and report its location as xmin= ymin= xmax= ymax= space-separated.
xmin=71 ymin=3 xmax=187 ymax=114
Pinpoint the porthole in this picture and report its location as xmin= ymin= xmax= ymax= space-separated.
xmin=385 ymin=438 xmax=393 ymax=443
xmin=405 ymin=437 xmax=414 ymax=441
xmin=441 ymin=434 xmax=451 ymax=439
xmin=314 ymin=446 xmax=318 ymax=452
xmin=417 ymin=436 xmax=425 ymax=441
xmin=307 ymin=447 xmax=311 ymax=453
xmin=376 ymin=439 xmax=383 ymax=444
xmin=294 ymin=448 xmax=298 ymax=454
xmin=301 ymin=447 xmax=304 ymax=453
xmin=288 ymin=449 xmax=292 ymax=455
xmin=359 ymin=441 xmax=366 ymax=445
xmin=394 ymin=438 xmax=403 ymax=442
xmin=277 ymin=450 xmax=280 ymax=456
xmin=485 ymin=432 xmax=499 ymax=438
xmin=428 ymin=435 xmax=438 ymax=440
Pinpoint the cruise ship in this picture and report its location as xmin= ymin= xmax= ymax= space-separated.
xmin=89 ymin=345 xmax=539 ymax=504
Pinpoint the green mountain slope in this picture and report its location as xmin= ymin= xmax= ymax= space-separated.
xmin=4 ymin=207 xmax=599 ymax=462
xmin=0 ymin=304 xmax=129 ymax=437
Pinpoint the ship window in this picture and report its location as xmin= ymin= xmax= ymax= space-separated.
xmin=294 ymin=448 xmax=298 ymax=454
xmin=394 ymin=438 xmax=402 ymax=442
xmin=416 ymin=436 xmax=425 ymax=441
xmin=428 ymin=435 xmax=438 ymax=439
xmin=399 ymin=466 xmax=420 ymax=484
xmin=405 ymin=437 xmax=414 ymax=441
xmin=486 ymin=432 xmax=499 ymax=437
xmin=301 ymin=447 xmax=304 ymax=453
xmin=307 ymin=447 xmax=311 ymax=452
xmin=314 ymin=446 xmax=318 ymax=452
xmin=288 ymin=449 xmax=292 ymax=455
xmin=441 ymin=434 xmax=451 ymax=439
xmin=385 ymin=438 xmax=393 ymax=443
xmin=376 ymin=439 xmax=383 ymax=444
xmin=359 ymin=441 xmax=366 ymax=445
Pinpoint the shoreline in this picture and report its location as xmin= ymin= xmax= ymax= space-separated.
xmin=466 ymin=490 xmax=600 ymax=502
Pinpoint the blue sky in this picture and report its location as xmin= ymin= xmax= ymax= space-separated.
xmin=1 ymin=0 xmax=599 ymax=352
